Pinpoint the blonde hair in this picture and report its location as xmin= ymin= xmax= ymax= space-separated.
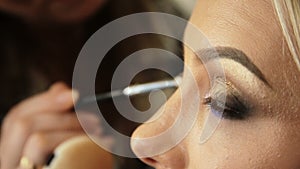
xmin=273 ymin=0 xmax=300 ymax=71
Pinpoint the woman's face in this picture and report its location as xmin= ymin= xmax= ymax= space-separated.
xmin=0 ymin=0 xmax=105 ymax=23
xmin=131 ymin=0 xmax=300 ymax=168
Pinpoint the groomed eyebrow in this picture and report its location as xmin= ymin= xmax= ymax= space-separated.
xmin=196 ymin=46 xmax=271 ymax=87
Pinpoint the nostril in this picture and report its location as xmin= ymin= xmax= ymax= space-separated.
xmin=141 ymin=157 xmax=158 ymax=167
xmin=144 ymin=157 xmax=157 ymax=164
xmin=131 ymin=138 xmax=158 ymax=167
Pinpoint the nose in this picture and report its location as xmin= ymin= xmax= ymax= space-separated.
xmin=131 ymin=91 xmax=188 ymax=169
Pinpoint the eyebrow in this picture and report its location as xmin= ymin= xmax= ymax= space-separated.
xmin=196 ymin=46 xmax=271 ymax=87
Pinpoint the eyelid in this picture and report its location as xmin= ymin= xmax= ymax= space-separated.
xmin=209 ymin=77 xmax=242 ymax=100
xmin=203 ymin=78 xmax=250 ymax=119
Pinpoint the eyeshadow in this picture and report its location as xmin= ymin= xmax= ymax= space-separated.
xmin=203 ymin=77 xmax=250 ymax=120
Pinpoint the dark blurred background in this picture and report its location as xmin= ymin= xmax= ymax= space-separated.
xmin=0 ymin=0 xmax=195 ymax=168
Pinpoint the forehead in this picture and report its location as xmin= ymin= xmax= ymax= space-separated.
xmin=189 ymin=0 xmax=281 ymax=51
xmin=185 ymin=0 xmax=300 ymax=109
xmin=186 ymin=0 xmax=294 ymax=89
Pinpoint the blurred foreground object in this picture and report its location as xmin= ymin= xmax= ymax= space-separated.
xmin=44 ymin=136 xmax=113 ymax=169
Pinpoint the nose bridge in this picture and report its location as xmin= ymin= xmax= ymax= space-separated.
xmin=131 ymin=89 xmax=181 ymax=141
xmin=131 ymin=69 xmax=201 ymax=140
xmin=131 ymin=88 xmax=197 ymax=168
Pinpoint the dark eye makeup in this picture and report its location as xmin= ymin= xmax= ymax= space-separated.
xmin=202 ymin=77 xmax=249 ymax=120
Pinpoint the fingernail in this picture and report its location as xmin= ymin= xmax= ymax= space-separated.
xmin=78 ymin=114 xmax=102 ymax=134
xmin=49 ymin=82 xmax=67 ymax=92
xmin=79 ymin=113 xmax=100 ymax=124
xmin=102 ymin=136 xmax=115 ymax=148
xmin=56 ymin=90 xmax=72 ymax=103
xmin=72 ymin=90 xmax=80 ymax=103
xmin=91 ymin=127 xmax=102 ymax=136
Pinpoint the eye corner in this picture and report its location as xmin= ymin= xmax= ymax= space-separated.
xmin=202 ymin=80 xmax=252 ymax=120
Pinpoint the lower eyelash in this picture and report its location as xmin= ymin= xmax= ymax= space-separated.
xmin=203 ymin=96 xmax=223 ymax=117
xmin=203 ymin=96 xmax=247 ymax=120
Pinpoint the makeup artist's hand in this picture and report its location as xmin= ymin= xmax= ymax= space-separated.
xmin=0 ymin=82 xmax=100 ymax=169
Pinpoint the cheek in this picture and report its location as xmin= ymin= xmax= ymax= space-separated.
xmin=187 ymin=117 xmax=300 ymax=169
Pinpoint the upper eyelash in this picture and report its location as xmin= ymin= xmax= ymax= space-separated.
xmin=202 ymin=79 xmax=249 ymax=120
xmin=203 ymin=95 xmax=246 ymax=120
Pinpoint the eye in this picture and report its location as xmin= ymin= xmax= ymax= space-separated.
xmin=203 ymin=95 xmax=247 ymax=120
xmin=202 ymin=80 xmax=249 ymax=120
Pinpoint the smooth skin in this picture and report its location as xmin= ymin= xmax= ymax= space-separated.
xmin=131 ymin=0 xmax=300 ymax=168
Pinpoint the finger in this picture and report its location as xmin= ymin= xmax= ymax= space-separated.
xmin=77 ymin=113 xmax=103 ymax=134
xmin=1 ymin=113 xmax=100 ymax=169
xmin=4 ymin=112 xmax=101 ymax=135
xmin=29 ymin=113 xmax=81 ymax=131
xmin=49 ymin=82 xmax=69 ymax=92
xmin=31 ymin=112 xmax=101 ymax=134
xmin=9 ymin=83 xmax=79 ymax=117
xmin=21 ymin=131 xmax=85 ymax=167
xmin=1 ymin=82 xmax=78 ymax=136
